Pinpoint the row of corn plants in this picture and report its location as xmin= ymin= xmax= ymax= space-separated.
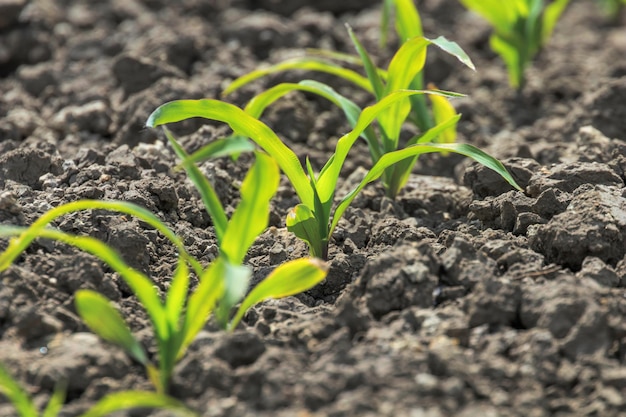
xmin=0 ymin=0 xmax=551 ymax=414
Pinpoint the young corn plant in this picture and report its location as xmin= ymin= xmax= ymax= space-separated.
xmin=147 ymin=91 xmax=522 ymax=260
xmin=0 ymin=153 xmax=327 ymax=393
xmin=459 ymin=0 xmax=570 ymax=89
xmin=221 ymin=25 xmax=474 ymax=199
xmin=0 ymin=362 xmax=196 ymax=417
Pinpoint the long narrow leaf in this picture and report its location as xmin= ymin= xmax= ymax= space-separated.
xmin=147 ymin=100 xmax=313 ymax=208
xmin=0 ymin=199 xmax=201 ymax=276
xmin=176 ymin=135 xmax=256 ymax=166
xmin=163 ymin=127 xmax=228 ymax=242
xmin=0 ymin=226 xmax=168 ymax=342
xmin=390 ymin=0 xmax=423 ymax=41
xmin=222 ymin=152 xmax=279 ymax=264
xmin=229 ymin=258 xmax=328 ymax=330
xmin=42 ymin=381 xmax=67 ymax=417
xmin=222 ymin=57 xmax=373 ymax=96
xmin=429 ymin=36 xmax=476 ymax=70
xmin=165 ymin=257 xmax=189 ymax=334
xmin=379 ymin=36 xmax=430 ymax=146
xmin=0 ymin=363 xmax=38 ymax=417
xmin=330 ymin=142 xmax=523 ymax=235
xmin=75 ymin=290 xmax=148 ymax=365
xmin=214 ymin=261 xmax=252 ymax=329
xmin=180 ymin=257 xmax=227 ymax=353
xmin=347 ymin=26 xmax=385 ymax=101
xmin=80 ymin=390 xmax=197 ymax=417
xmin=242 ymin=80 xmax=380 ymax=161
xmin=542 ymin=0 xmax=570 ymax=43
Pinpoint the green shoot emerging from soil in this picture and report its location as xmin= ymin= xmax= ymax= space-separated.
xmin=459 ymin=0 xmax=570 ymax=89
xmin=0 ymin=153 xmax=327 ymax=394
xmin=0 ymin=362 xmax=196 ymax=417
xmin=147 ymin=94 xmax=522 ymax=260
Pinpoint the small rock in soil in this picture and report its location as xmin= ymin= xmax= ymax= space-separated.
xmin=529 ymin=184 xmax=626 ymax=270
xmin=112 ymin=53 xmax=184 ymax=96
xmin=526 ymin=161 xmax=624 ymax=197
xmin=0 ymin=148 xmax=63 ymax=188
xmin=213 ymin=331 xmax=266 ymax=368
xmin=29 ymin=332 xmax=131 ymax=392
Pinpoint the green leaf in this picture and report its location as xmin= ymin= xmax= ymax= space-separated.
xmin=390 ymin=0 xmax=423 ymax=41
xmin=347 ymin=26 xmax=386 ymax=101
xmin=163 ymin=127 xmax=228 ymax=242
xmin=243 ymin=80 xmax=380 ymax=160
xmin=75 ymin=290 xmax=148 ymax=365
xmin=42 ymin=381 xmax=67 ymax=417
xmin=459 ymin=0 xmax=517 ymax=34
xmin=429 ymin=36 xmax=476 ymax=70
xmin=330 ymin=141 xmax=523 ymax=236
xmin=490 ymin=34 xmax=523 ymax=88
xmin=214 ymin=261 xmax=252 ymax=329
xmin=0 ymin=200 xmax=200 ymax=276
xmin=0 ymin=226 xmax=169 ymax=344
xmin=221 ymin=152 xmax=279 ymax=264
xmin=229 ymin=258 xmax=328 ymax=330
xmin=427 ymin=86 xmax=459 ymax=145
xmin=165 ymin=258 xmax=189 ymax=335
xmin=147 ymin=99 xmax=313 ymax=209
xmin=179 ymin=135 xmax=256 ymax=166
xmin=379 ymin=36 xmax=430 ymax=145
xmin=542 ymin=0 xmax=570 ymax=43
xmin=80 ymin=390 xmax=197 ymax=417
xmin=180 ymin=257 xmax=226 ymax=353
xmin=286 ymin=204 xmax=325 ymax=259
xmin=0 ymin=363 xmax=38 ymax=417
xmin=380 ymin=0 xmax=393 ymax=46
xmin=222 ymin=57 xmax=373 ymax=96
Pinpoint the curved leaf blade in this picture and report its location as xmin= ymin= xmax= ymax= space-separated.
xmin=75 ymin=290 xmax=148 ymax=365
xmin=0 ymin=363 xmax=38 ymax=417
xmin=223 ymin=57 xmax=373 ymax=96
xmin=330 ymin=142 xmax=523 ymax=235
xmin=80 ymin=390 xmax=197 ymax=417
xmin=229 ymin=258 xmax=328 ymax=330
xmin=221 ymin=152 xmax=279 ymax=264
xmin=147 ymin=99 xmax=313 ymax=208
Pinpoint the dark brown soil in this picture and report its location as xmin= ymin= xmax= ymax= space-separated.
xmin=2 ymin=0 xmax=626 ymax=416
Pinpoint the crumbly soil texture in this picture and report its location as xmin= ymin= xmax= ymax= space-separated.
xmin=2 ymin=0 xmax=626 ymax=416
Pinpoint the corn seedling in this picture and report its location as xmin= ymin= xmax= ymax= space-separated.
xmin=459 ymin=0 xmax=570 ymax=89
xmin=0 ymin=152 xmax=327 ymax=393
xmin=147 ymin=91 xmax=522 ymax=260
xmin=221 ymin=24 xmax=474 ymax=200
xmin=0 ymin=362 xmax=196 ymax=417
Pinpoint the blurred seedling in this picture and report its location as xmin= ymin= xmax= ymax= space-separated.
xmin=0 ymin=361 xmax=196 ymax=417
xmin=459 ymin=0 xmax=570 ymax=89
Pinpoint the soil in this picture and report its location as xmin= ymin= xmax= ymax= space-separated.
xmin=1 ymin=0 xmax=626 ymax=416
